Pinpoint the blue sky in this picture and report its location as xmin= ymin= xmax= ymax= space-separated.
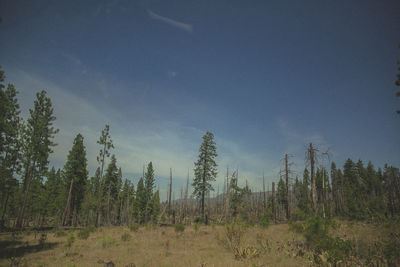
xmin=1 ymin=0 xmax=399 ymax=198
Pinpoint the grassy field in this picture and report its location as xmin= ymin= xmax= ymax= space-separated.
xmin=0 ymin=220 xmax=398 ymax=267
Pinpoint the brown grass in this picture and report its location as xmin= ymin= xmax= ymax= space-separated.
xmin=0 ymin=220 xmax=395 ymax=266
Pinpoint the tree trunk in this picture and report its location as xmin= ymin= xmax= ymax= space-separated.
xmin=16 ymin=163 xmax=35 ymax=229
xmin=62 ymin=179 xmax=74 ymax=226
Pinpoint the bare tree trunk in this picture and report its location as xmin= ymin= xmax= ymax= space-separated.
xmin=63 ymin=179 xmax=74 ymax=226
xmin=272 ymin=182 xmax=276 ymax=223
xmin=16 ymin=163 xmax=35 ymax=229
xmin=285 ymin=154 xmax=290 ymax=220
xmin=309 ymin=143 xmax=317 ymax=214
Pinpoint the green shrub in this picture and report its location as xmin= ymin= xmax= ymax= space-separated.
xmin=174 ymin=224 xmax=185 ymax=233
xmin=65 ymin=233 xmax=75 ymax=249
xmin=194 ymin=223 xmax=200 ymax=233
xmin=291 ymin=216 xmax=353 ymax=265
xmin=39 ymin=232 xmax=47 ymax=247
xmin=102 ymin=235 xmax=115 ymax=248
xmin=259 ymin=215 xmax=270 ymax=229
xmin=383 ymin=236 xmax=400 ymax=266
xmin=54 ymin=230 xmax=67 ymax=237
xmin=86 ymin=225 xmax=97 ymax=233
xmin=121 ymin=233 xmax=131 ymax=241
xmin=225 ymin=221 xmax=246 ymax=251
xmin=129 ymin=223 xmax=140 ymax=232
xmin=77 ymin=229 xmax=90 ymax=240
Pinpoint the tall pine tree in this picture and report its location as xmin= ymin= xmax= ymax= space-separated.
xmin=193 ymin=131 xmax=218 ymax=221
xmin=16 ymin=90 xmax=58 ymax=228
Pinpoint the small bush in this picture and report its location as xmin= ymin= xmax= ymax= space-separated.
xmin=194 ymin=223 xmax=200 ymax=233
xmin=259 ymin=215 xmax=270 ymax=229
xmin=86 ymin=225 xmax=97 ymax=233
xmin=225 ymin=221 xmax=246 ymax=251
xmin=39 ymin=232 xmax=47 ymax=247
xmin=174 ymin=224 xmax=185 ymax=233
xmin=77 ymin=229 xmax=90 ymax=240
xmin=54 ymin=230 xmax=67 ymax=237
xmin=102 ymin=235 xmax=115 ymax=248
xmin=65 ymin=233 xmax=75 ymax=249
xmin=383 ymin=236 xmax=400 ymax=266
xmin=121 ymin=233 xmax=131 ymax=241
xmin=129 ymin=223 xmax=140 ymax=232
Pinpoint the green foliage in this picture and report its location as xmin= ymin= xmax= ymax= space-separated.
xmin=224 ymin=221 xmax=246 ymax=251
xmin=54 ymin=230 xmax=67 ymax=237
xmin=383 ymin=236 xmax=400 ymax=266
xmin=62 ymin=133 xmax=88 ymax=226
xmin=77 ymin=228 xmax=90 ymax=240
xmin=174 ymin=224 xmax=185 ymax=233
xmin=290 ymin=216 xmax=353 ymax=265
xmin=193 ymin=131 xmax=218 ymax=219
xmin=102 ymin=234 xmax=115 ymax=248
xmin=121 ymin=232 xmax=131 ymax=241
xmin=39 ymin=232 xmax=47 ymax=247
xmin=259 ymin=215 xmax=270 ymax=228
xmin=65 ymin=233 xmax=75 ymax=249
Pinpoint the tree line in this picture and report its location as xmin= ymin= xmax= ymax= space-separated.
xmin=1 ymin=65 xmax=400 ymax=229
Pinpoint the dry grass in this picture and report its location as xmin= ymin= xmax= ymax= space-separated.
xmin=0 ymin=220 xmax=395 ymax=266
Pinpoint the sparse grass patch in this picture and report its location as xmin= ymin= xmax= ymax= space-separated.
xmin=129 ymin=223 xmax=140 ymax=232
xmin=174 ymin=224 xmax=185 ymax=234
xmin=54 ymin=230 xmax=67 ymax=237
xmin=65 ymin=233 xmax=75 ymax=249
xmin=121 ymin=232 xmax=131 ymax=241
xmin=102 ymin=234 xmax=115 ymax=248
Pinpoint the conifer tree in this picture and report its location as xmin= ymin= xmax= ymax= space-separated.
xmin=193 ymin=131 xmax=218 ymax=221
xmin=151 ymin=190 xmax=160 ymax=224
xmin=95 ymin=125 xmax=113 ymax=226
xmin=133 ymin=177 xmax=146 ymax=224
xmin=62 ymin=134 xmax=88 ymax=226
xmin=144 ymin=162 xmax=155 ymax=222
xmin=102 ymin=154 xmax=119 ymax=225
xmin=16 ymin=90 xmax=58 ymax=228
xmin=0 ymin=78 xmax=23 ymax=227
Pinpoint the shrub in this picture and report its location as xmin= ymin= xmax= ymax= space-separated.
xmin=102 ymin=235 xmax=115 ymax=248
xmin=65 ymin=233 xmax=75 ymax=249
xmin=174 ymin=224 xmax=185 ymax=233
xmin=77 ymin=229 xmax=90 ymax=240
xmin=225 ymin=221 xmax=246 ymax=251
xmin=129 ymin=223 xmax=140 ymax=232
xmin=54 ymin=230 xmax=67 ymax=237
xmin=121 ymin=233 xmax=131 ymax=241
xmin=86 ymin=225 xmax=97 ymax=233
xmin=39 ymin=232 xmax=47 ymax=247
xmin=383 ymin=236 xmax=400 ymax=266
xmin=194 ymin=223 xmax=200 ymax=233
xmin=292 ymin=216 xmax=353 ymax=265
xmin=259 ymin=215 xmax=270 ymax=229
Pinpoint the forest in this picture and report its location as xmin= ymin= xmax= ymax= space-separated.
xmin=1 ymin=65 xmax=400 ymax=266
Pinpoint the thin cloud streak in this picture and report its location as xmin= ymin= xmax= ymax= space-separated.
xmin=148 ymin=10 xmax=193 ymax=33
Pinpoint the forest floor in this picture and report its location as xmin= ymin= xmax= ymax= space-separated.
xmin=0 ymin=220 xmax=397 ymax=267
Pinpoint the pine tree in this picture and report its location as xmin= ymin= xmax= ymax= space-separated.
xmin=95 ymin=125 xmax=113 ymax=226
xmin=193 ymin=131 xmax=218 ymax=221
xmin=144 ymin=162 xmax=155 ymax=223
xmin=102 ymin=154 xmax=119 ymax=225
xmin=151 ymin=190 xmax=160 ymax=224
xmin=62 ymin=134 xmax=88 ymax=226
xmin=133 ymin=177 xmax=146 ymax=224
xmin=0 ymin=80 xmax=23 ymax=227
xmin=42 ymin=168 xmax=64 ymax=224
xmin=16 ymin=90 xmax=58 ymax=228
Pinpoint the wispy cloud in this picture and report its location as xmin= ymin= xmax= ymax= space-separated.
xmin=148 ymin=10 xmax=193 ymax=33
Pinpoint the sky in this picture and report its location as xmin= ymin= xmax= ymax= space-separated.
xmin=0 ymin=0 xmax=399 ymax=199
